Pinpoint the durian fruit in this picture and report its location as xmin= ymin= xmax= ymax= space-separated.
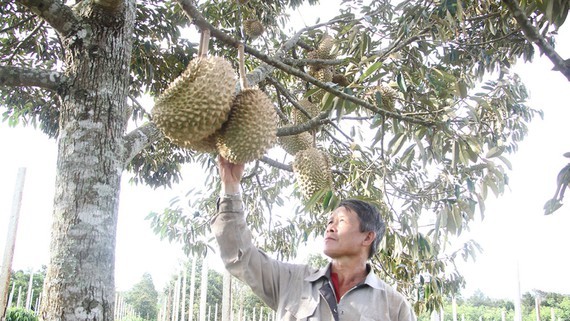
xmin=217 ymin=44 xmax=277 ymax=163
xmin=217 ymin=88 xmax=277 ymax=163
xmin=152 ymin=56 xmax=236 ymax=147
xmin=376 ymin=84 xmax=399 ymax=111
xmin=278 ymin=130 xmax=313 ymax=155
xmin=306 ymin=50 xmax=323 ymax=69
xmin=307 ymin=66 xmax=333 ymax=104
xmin=310 ymin=66 xmax=333 ymax=83
xmin=292 ymin=99 xmax=320 ymax=124
xmin=332 ymin=73 xmax=350 ymax=86
xmin=172 ymin=133 xmax=218 ymax=153
xmin=244 ymin=19 xmax=265 ymax=39
xmin=293 ymin=147 xmax=333 ymax=199
xmin=316 ymin=33 xmax=335 ymax=59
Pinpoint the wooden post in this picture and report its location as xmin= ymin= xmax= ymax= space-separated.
xmin=222 ymin=271 xmax=231 ymax=321
xmin=430 ymin=310 xmax=439 ymax=321
xmin=189 ymin=258 xmax=197 ymax=321
xmin=173 ymin=273 xmax=181 ymax=321
xmin=199 ymin=257 xmax=209 ymax=321
xmin=535 ymin=296 xmax=541 ymax=321
xmin=25 ymin=271 xmax=34 ymax=310
xmin=6 ymin=284 xmax=14 ymax=311
xmin=16 ymin=287 xmax=22 ymax=308
xmin=182 ymin=267 xmax=188 ymax=321
xmin=0 ymin=168 xmax=26 ymax=320
xmin=452 ymin=296 xmax=457 ymax=321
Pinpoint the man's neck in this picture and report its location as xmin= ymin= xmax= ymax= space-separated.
xmin=330 ymin=259 xmax=368 ymax=298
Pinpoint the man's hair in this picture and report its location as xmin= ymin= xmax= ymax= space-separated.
xmin=338 ymin=199 xmax=386 ymax=259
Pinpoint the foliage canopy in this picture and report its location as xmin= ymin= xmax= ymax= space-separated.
xmin=2 ymin=0 xmax=570 ymax=317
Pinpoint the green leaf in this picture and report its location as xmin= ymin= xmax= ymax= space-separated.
xmin=358 ymin=60 xmax=382 ymax=83
xmin=456 ymin=79 xmax=468 ymax=98
xmin=397 ymin=72 xmax=407 ymax=92
xmin=375 ymin=91 xmax=383 ymax=108
xmin=486 ymin=145 xmax=505 ymax=158
xmin=387 ymin=133 xmax=407 ymax=155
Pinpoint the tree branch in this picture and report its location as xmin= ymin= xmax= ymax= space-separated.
xmin=260 ymin=156 xmax=292 ymax=172
xmin=267 ymin=76 xmax=330 ymax=136
xmin=0 ymin=16 xmax=35 ymax=34
xmin=281 ymin=57 xmax=346 ymax=67
xmin=176 ymin=0 xmax=435 ymax=127
xmin=16 ymin=0 xmax=80 ymax=38
xmin=503 ymin=0 xmax=570 ymax=81
xmin=0 ymin=65 xmax=66 ymax=91
xmin=122 ymin=122 xmax=164 ymax=164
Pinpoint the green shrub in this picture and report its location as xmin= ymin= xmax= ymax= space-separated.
xmin=5 ymin=307 xmax=38 ymax=321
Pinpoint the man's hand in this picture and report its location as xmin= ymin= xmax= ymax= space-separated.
xmin=218 ymin=155 xmax=245 ymax=194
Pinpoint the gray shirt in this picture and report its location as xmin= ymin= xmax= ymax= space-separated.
xmin=213 ymin=196 xmax=417 ymax=321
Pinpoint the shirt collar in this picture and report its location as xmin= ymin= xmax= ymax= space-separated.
xmin=305 ymin=262 xmax=387 ymax=290
xmin=304 ymin=262 xmax=331 ymax=282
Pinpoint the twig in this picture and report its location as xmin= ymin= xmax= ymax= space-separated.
xmin=7 ymin=20 xmax=45 ymax=64
xmin=260 ymin=156 xmax=292 ymax=172
xmin=503 ymin=0 xmax=570 ymax=81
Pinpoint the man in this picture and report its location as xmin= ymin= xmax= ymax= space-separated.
xmin=213 ymin=156 xmax=416 ymax=321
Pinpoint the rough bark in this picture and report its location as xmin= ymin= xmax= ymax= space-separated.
xmin=17 ymin=0 xmax=81 ymax=38
xmin=38 ymin=1 xmax=135 ymax=320
xmin=0 ymin=66 xmax=65 ymax=91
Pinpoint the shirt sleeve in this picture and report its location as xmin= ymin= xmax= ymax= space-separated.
xmin=212 ymin=196 xmax=299 ymax=310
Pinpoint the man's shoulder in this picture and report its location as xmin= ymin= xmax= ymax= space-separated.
xmin=366 ymin=272 xmax=408 ymax=300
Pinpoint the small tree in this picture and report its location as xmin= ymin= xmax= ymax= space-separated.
xmin=125 ymin=273 xmax=158 ymax=321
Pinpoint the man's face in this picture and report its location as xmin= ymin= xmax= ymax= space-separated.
xmin=323 ymin=206 xmax=371 ymax=259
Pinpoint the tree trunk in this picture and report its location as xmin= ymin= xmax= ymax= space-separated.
xmin=39 ymin=1 xmax=135 ymax=320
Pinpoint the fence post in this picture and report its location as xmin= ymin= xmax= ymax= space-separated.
xmin=0 ymin=168 xmax=26 ymax=320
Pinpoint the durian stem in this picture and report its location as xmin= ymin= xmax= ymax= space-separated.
xmin=238 ymin=43 xmax=248 ymax=89
xmin=198 ymin=28 xmax=211 ymax=58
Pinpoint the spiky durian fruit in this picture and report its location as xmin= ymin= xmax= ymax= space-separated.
xmin=217 ymin=88 xmax=278 ymax=163
xmin=292 ymin=99 xmax=320 ymax=124
xmin=332 ymin=73 xmax=350 ymax=86
xmin=377 ymin=84 xmax=399 ymax=111
xmin=172 ymin=133 xmax=218 ymax=153
xmin=306 ymin=50 xmax=324 ymax=69
xmin=310 ymin=66 xmax=333 ymax=83
xmin=152 ymin=57 xmax=236 ymax=147
xmin=278 ymin=131 xmax=313 ymax=155
xmin=293 ymin=147 xmax=333 ymax=199
xmin=244 ymin=19 xmax=265 ymax=38
xmin=307 ymin=66 xmax=333 ymax=103
xmin=316 ymin=33 xmax=335 ymax=59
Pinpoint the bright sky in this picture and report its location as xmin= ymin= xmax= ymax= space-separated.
xmin=1 ymin=1 xmax=569 ymax=302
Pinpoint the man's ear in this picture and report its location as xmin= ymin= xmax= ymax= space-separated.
xmin=362 ymin=231 xmax=376 ymax=246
